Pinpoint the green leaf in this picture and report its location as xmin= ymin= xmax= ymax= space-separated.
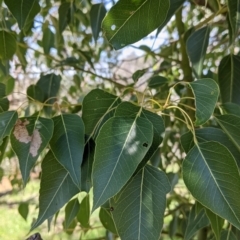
xmin=111 ymin=165 xmax=171 ymax=240
xmin=132 ymin=69 xmax=146 ymax=82
xmin=58 ymin=2 xmax=70 ymax=33
xmin=0 ymin=137 xmax=9 ymax=164
xmin=82 ymin=89 xmax=121 ymax=136
xmin=148 ymin=75 xmax=168 ymax=88
xmin=184 ymin=205 xmax=209 ymax=240
xmin=10 ymin=117 xmax=54 ymax=185
xmin=183 ymin=141 xmax=240 ymax=230
xmin=205 ymin=208 xmax=224 ymax=240
xmin=31 ymin=151 xmax=79 ymax=230
xmin=0 ymin=111 xmax=18 ymax=143
xmin=50 ymin=114 xmax=85 ymax=189
xmin=2 ymin=75 xmax=15 ymax=95
xmin=90 ymin=4 xmax=107 ymax=41
xmin=221 ymin=230 xmax=238 ymax=240
xmin=215 ymin=114 xmax=240 ymax=152
xmin=92 ymin=116 xmax=153 ymax=210
xmin=64 ymin=198 xmax=80 ymax=229
xmin=186 ymin=26 xmax=210 ymax=77
xmin=81 ymin=139 xmax=95 ymax=193
xmin=4 ymin=0 xmax=40 ymax=31
xmin=115 ymin=101 xmax=165 ymax=169
xmin=156 ymin=0 xmax=185 ymax=36
xmin=181 ymin=127 xmax=240 ymax=168
xmin=102 ymin=0 xmax=170 ymax=49
xmin=227 ymin=0 xmax=240 ymax=43
xmin=27 ymin=85 xmax=44 ymax=103
xmin=189 ymin=78 xmax=219 ymax=125
xmin=0 ymin=83 xmax=6 ymax=98
xmin=99 ymin=208 xmax=117 ymax=234
xmin=42 ymin=27 xmax=55 ymax=54
xmin=0 ymin=98 xmax=9 ymax=112
xmin=77 ymin=194 xmax=90 ymax=228
xmin=18 ymin=202 xmax=29 ymax=221
xmin=218 ymin=55 xmax=240 ymax=104
xmin=0 ymin=31 xmax=16 ymax=60
xmin=222 ymin=103 xmax=240 ymax=117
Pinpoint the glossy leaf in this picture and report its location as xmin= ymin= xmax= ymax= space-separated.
xmin=64 ymin=198 xmax=80 ymax=229
xmin=77 ymin=194 xmax=90 ymax=228
xmin=50 ymin=114 xmax=85 ymax=189
xmin=186 ymin=26 xmax=210 ymax=77
xmin=0 ymin=31 xmax=16 ymax=60
xmin=4 ymin=0 xmax=40 ymax=31
xmin=215 ymin=114 xmax=240 ymax=152
xmin=0 ymin=111 xmax=18 ymax=143
xmin=222 ymin=103 xmax=240 ymax=117
xmin=102 ymin=0 xmax=170 ymax=49
xmin=90 ymin=4 xmax=107 ymax=41
xmin=218 ymin=55 xmax=240 ymax=104
xmin=148 ymin=75 xmax=168 ymax=88
xmin=189 ymin=78 xmax=219 ymax=125
xmin=181 ymin=127 xmax=240 ymax=168
xmin=99 ymin=208 xmax=117 ymax=234
xmin=92 ymin=116 xmax=153 ymax=210
xmin=205 ymin=208 xmax=224 ymax=240
xmin=111 ymin=165 xmax=171 ymax=240
xmin=10 ymin=117 xmax=54 ymax=185
xmin=31 ymin=151 xmax=79 ymax=230
xmin=227 ymin=0 xmax=240 ymax=43
xmin=156 ymin=0 xmax=185 ymax=35
xmin=115 ymin=101 xmax=165 ymax=168
xmin=184 ymin=205 xmax=209 ymax=240
xmin=18 ymin=203 xmax=29 ymax=221
xmin=81 ymin=139 xmax=95 ymax=193
xmin=183 ymin=141 xmax=240 ymax=229
xmin=82 ymin=89 xmax=121 ymax=136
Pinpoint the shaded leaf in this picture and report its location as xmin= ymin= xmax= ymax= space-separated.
xmin=81 ymin=139 xmax=95 ymax=193
xmin=65 ymin=198 xmax=80 ymax=229
xmin=99 ymin=208 xmax=117 ymax=234
xmin=0 ymin=137 xmax=9 ymax=164
xmin=50 ymin=114 xmax=85 ymax=189
xmin=132 ymin=69 xmax=146 ymax=82
xmin=111 ymin=165 xmax=171 ymax=240
xmin=4 ymin=0 xmax=40 ymax=31
xmin=102 ymin=0 xmax=170 ymax=49
xmin=77 ymin=194 xmax=90 ymax=228
xmin=184 ymin=205 xmax=209 ymax=240
xmin=189 ymin=78 xmax=219 ymax=125
xmin=222 ymin=102 xmax=240 ymax=117
xmin=58 ymin=2 xmax=70 ymax=33
xmin=148 ymin=75 xmax=168 ymax=88
xmin=0 ymin=111 xmax=18 ymax=143
xmin=82 ymin=89 xmax=121 ymax=136
xmin=18 ymin=203 xmax=29 ymax=221
xmin=218 ymin=55 xmax=240 ymax=104
xmin=27 ymin=85 xmax=44 ymax=103
xmin=186 ymin=26 xmax=210 ymax=77
xmin=0 ymin=31 xmax=16 ymax=60
xmin=0 ymin=83 xmax=6 ymax=98
xmin=220 ymin=230 xmax=238 ymax=240
xmin=2 ymin=75 xmax=15 ymax=95
xmin=92 ymin=116 xmax=153 ymax=210
xmin=90 ymin=4 xmax=107 ymax=41
xmin=42 ymin=27 xmax=55 ymax=54
xmin=31 ymin=151 xmax=79 ymax=230
xmin=183 ymin=141 xmax=240 ymax=230
xmin=0 ymin=98 xmax=9 ymax=112
xmin=10 ymin=117 xmax=54 ymax=185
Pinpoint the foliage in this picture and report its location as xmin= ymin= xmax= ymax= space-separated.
xmin=0 ymin=0 xmax=240 ymax=239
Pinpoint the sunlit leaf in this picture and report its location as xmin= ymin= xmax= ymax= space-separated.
xmin=50 ymin=114 xmax=85 ymax=189
xmin=186 ymin=26 xmax=210 ymax=77
xmin=82 ymin=89 xmax=121 ymax=136
xmin=183 ymin=141 xmax=240 ymax=230
xmin=4 ymin=0 xmax=40 ymax=31
xmin=102 ymin=0 xmax=170 ymax=49
xmin=189 ymin=78 xmax=219 ymax=125
xmin=10 ymin=117 xmax=53 ymax=185
xmin=111 ymin=165 xmax=171 ymax=240
xmin=184 ymin=205 xmax=209 ymax=240
xmin=99 ymin=208 xmax=117 ymax=234
xmin=77 ymin=194 xmax=90 ymax=228
xmin=92 ymin=116 xmax=153 ymax=210
xmin=90 ymin=3 xmax=107 ymax=41
xmin=0 ymin=111 xmax=18 ymax=143
xmin=0 ymin=31 xmax=16 ymax=60
xmin=64 ymin=198 xmax=80 ymax=229
xmin=31 ymin=151 xmax=79 ymax=230
xmin=218 ymin=55 xmax=240 ymax=104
